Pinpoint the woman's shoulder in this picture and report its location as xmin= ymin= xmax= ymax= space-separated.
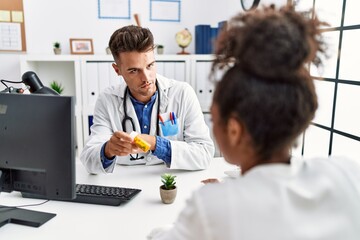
xmin=312 ymin=155 xmax=360 ymax=178
xmin=299 ymin=155 xmax=360 ymax=172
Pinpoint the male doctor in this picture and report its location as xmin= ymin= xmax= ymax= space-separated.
xmin=80 ymin=25 xmax=214 ymax=174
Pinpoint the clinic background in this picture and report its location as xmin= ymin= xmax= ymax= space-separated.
xmin=1 ymin=0 xmax=360 ymax=162
xmin=0 ymin=0 xmax=286 ymax=81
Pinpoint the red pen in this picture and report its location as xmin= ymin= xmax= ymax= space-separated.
xmin=170 ymin=112 xmax=173 ymax=124
xmin=158 ymin=114 xmax=165 ymax=125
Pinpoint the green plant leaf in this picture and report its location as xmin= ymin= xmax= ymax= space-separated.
xmin=161 ymin=173 xmax=176 ymax=190
xmin=50 ymin=81 xmax=64 ymax=94
xmin=53 ymin=42 xmax=61 ymax=48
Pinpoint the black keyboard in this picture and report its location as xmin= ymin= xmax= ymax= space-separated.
xmin=22 ymin=184 xmax=141 ymax=206
xmin=70 ymin=184 xmax=141 ymax=206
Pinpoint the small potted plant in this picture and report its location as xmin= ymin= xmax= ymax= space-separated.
xmin=50 ymin=80 xmax=64 ymax=94
xmin=53 ymin=42 xmax=61 ymax=55
xmin=159 ymin=173 xmax=177 ymax=204
xmin=157 ymin=44 xmax=164 ymax=55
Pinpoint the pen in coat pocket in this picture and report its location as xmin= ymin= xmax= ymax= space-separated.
xmin=158 ymin=114 xmax=165 ymax=125
xmin=170 ymin=112 xmax=173 ymax=124
xmin=172 ymin=112 xmax=176 ymax=124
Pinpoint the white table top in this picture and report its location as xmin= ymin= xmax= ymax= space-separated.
xmin=0 ymin=157 xmax=236 ymax=240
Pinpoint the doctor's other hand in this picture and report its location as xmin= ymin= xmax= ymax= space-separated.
xmin=105 ymin=131 xmax=140 ymax=158
xmin=138 ymin=134 xmax=157 ymax=151
xmin=201 ymin=178 xmax=220 ymax=184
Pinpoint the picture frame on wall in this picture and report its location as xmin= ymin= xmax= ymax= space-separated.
xmin=70 ymin=38 xmax=94 ymax=54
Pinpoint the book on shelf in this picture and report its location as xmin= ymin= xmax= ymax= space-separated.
xmin=195 ymin=21 xmax=227 ymax=54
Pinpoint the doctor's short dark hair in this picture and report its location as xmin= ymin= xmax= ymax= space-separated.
xmin=211 ymin=5 xmax=328 ymax=161
xmin=108 ymin=25 xmax=155 ymax=61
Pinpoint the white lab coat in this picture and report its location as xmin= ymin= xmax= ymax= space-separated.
xmin=80 ymin=74 xmax=215 ymax=174
xmin=150 ymin=156 xmax=360 ymax=240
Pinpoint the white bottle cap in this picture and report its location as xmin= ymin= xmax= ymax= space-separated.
xmin=129 ymin=131 xmax=138 ymax=140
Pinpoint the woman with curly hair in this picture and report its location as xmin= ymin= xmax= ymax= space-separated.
xmin=149 ymin=5 xmax=360 ymax=239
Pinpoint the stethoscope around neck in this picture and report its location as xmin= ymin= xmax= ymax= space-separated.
xmin=121 ymin=81 xmax=160 ymax=160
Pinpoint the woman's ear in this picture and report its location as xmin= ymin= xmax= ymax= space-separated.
xmin=227 ymin=117 xmax=243 ymax=147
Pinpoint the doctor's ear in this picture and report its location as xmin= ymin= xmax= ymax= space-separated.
xmin=112 ymin=63 xmax=121 ymax=76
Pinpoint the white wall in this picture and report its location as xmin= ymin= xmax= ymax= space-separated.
xmin=0 ymin=0 xmax=286 ymax=83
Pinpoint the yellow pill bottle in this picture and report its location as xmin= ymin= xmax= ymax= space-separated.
xmin=130 ymin=131 xmax=151 ymax=152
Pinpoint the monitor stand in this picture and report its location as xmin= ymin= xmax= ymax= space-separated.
xmin=0 ymin=206 xmax=56 ymax=228
xmin=0 ymin=170 xmax=55 ymax=228
xmin=0 ymin=170 xmax=56 ymax=228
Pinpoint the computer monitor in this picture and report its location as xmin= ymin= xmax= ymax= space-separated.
xmin=0 ymin=93 xmax=76 ymax=227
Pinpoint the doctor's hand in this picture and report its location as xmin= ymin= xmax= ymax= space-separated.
xmin=138 ymin=134 xmax=156 ymax=151
xmin=105 ymin=131 xmax=141 ymax=158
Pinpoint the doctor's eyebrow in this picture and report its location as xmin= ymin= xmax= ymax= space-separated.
xmin=147 ymin=61 xmax=156 ymax=68
xmin=127 ymin=67 xmax=139 ymax=73
xmin=126 ymin=61 xmax=156 ymax=72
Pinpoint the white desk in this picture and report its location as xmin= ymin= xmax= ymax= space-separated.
xmin=0 ymin=158 xmax=235 ymax=239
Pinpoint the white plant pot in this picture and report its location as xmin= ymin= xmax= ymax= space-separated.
xmin=53 ymin=48 xmax=61 ymax=55
xmin=157 ymin=47 xmax=164 ymax=55
xmin=159 ymin=186 xmax=177 ymax=204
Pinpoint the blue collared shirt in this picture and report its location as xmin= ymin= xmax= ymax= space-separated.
xmin=100 ymin=91 xmax=171 ymax=169
xmin=130 ymin=92 xmax=157 ymax=135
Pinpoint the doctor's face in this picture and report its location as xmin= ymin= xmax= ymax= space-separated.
xmin=112 ymin=50 xmax=157 ymax=103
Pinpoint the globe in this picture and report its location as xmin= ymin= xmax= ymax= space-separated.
xmin=175 ymin=28 xmax=192 ymax=55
